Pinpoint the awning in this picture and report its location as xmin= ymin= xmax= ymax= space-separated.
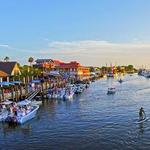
xmin=47 ymin=71 xmax=60 ymax=76
xmin=0 ymin=81 xmax=14 ymax=86
xmin=31 ymin=80 xmax=41 ymax=83
xmin=11 ymin=81 xmax=22 ymax=84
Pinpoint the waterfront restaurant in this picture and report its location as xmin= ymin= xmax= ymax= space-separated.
xmin=35 ymin=59 xmax=90 ymax=80
xmin=58 ymin=61 xmax=90 ymax=80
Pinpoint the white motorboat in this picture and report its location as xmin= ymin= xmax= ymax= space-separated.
xmin=57 ymin=89 xmax=65 ymax=99
xmin=0 ymin=100 xmax=13 ymax=121
xmin=6 ymin=100 xmax=39 ymax=124
xmin=17 ymin=105 xmax=39 ymax=124
xmin=75 ymin=86 xmax=83 ymax=94
xmin=107 ymin=87 xmax=116 ymax=95
xmin=107 ymin=72 xmax=114 ymax=78
xmin=64 ymin=91 xmax=74 ymax=100
xmin=118 ymin=79 xmax=123 ymax=83
xmin=31 ymin=100 xmax=42 ymax=106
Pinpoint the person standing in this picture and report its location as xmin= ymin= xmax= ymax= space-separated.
xmin=139 ymin=107 xmax=146 ymax=120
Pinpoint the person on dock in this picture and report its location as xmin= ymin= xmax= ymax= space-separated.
xmin=139 ymin=107 xmax=146 ymax=120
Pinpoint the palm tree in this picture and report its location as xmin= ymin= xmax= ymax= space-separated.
xmin=28 ymin=57 xmax=34 ymax=66
xmin=4 ymin=56 xmax=10 ymax=62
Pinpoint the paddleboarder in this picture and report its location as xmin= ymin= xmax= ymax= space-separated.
xmin=139 ymin=107 xmax=146 ymax=120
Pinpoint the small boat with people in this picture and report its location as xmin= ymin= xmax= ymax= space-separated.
xmin=107 ymin=72 xmax=114 ymax=78
xmin=64 ymin=90 xmax=74 ymax=100
xmin=118 ymin=79 xmax=123 ymax=83
xmin=75 ymin=85 xmax=83 ymax=94
xmin=5 ymin=99 xmax=39 ymax=124
xmin=47 ymin=82 xmax=90 ymax=99
xmin=0 ymin=100 xmax=13 ymax=122
xmin=107 ymin=87 xmax=116 ymax=95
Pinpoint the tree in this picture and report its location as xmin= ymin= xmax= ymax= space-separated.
xmin=89 ymin=67 xmax=95 ymax=72
xmin=4 ymin=56 xmax=10 ymax=62
xmin=28 ymin=57 xmax=34 ymax=66
xmin=127 ymin=65 xmax=134 ymax=70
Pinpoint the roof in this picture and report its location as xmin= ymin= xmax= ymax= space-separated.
xmin=59 ymin=61 xmax=81 ymax=69
xmin=0 ymin=61 xmax=17 ymax=75
xmin=48 ymin=71 xmax=60 ymax=76
xmin=0 ymin=70 xmax=8 ymax=77
xmin=31 ymin=80 xmax=41 ymax=83
xmin=0 ymin=81 xmax=14 ymax=86
xmin=35 ymin=59 xmax=54 ymax=63
xmin=53 ymin=60 xmax=64 ymax=65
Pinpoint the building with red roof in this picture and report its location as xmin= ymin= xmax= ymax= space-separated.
xmin=35 ymin=59 xmax=90 ymax=78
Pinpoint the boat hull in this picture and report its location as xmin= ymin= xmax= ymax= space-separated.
xmin=17 ymin=105 xmax=39 ymax=124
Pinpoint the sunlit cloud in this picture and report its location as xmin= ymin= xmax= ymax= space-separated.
xmin=39 ymin=40 xmax=150 ymax=67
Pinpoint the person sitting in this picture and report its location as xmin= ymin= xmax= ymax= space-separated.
xmin=139 ymin=107 xmax=146 ymax=120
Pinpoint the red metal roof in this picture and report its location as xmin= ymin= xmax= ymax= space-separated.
xmin=59 ymin=61 xmax=81 ymax=69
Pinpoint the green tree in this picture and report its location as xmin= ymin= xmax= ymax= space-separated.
xmin=89 ymin=67 xmax=95 ymax=72
xmin=127 ymin=65 xmax=133 ymax=70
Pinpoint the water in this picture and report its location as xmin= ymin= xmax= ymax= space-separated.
xmin=1 ymin=74 xmax=150 ymax=150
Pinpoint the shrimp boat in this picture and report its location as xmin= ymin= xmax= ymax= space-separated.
xmin=107 ymin=87 xmax=116 ymax=95
xmin=5 ymin=100 xmax=39 ymax=124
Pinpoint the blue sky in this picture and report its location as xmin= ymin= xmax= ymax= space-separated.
xmin=0 ymin=0 xmax=150 ymax=67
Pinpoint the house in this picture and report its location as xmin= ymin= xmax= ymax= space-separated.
xmin=0 ymin=61 xmax=21 ymax=82
xmin=34 ymin=58 xmax=90 ymax=79
xmin=34 ymin=59 xmax=55 ymax=70
xmin=59 ymin=61 xmax=90 ymax=78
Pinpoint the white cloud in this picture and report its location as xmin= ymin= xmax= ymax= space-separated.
xmin=1 ymin=40 xmax=150 ymax=67
xmin=39 ymin=40 xmax=150 ymax=67
xmin=0 ymin=44 xmax=10 ymax=48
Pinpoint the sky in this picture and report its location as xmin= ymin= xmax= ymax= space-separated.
xmin=0 ymin=0 xmax=150 ymax=67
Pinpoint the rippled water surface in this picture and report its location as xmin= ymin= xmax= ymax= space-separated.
xmin=1 ymin=74 xmax=150 ymax=150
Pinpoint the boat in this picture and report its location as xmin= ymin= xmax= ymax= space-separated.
xmin=5 ymin=100 xmax=39 ymax=124
xmin=107 ymin=87 xmax=116 ymax=95
xmin=31 ymin=100 xmax=42 ymax=106
xmin=57 ymin=89 xmax=66 ymax=99
xmin=107 ymin=72 xmax=114 ymax=78
xmin=75 ymin=85 xmax=83 ymax=94
xmin=0 ymin=100 xmax=13 ymax=121
xmin=64 ymin=91 xmax=74 ymax=100
xmin=85 ymin=84 xmax=90 ymax=88
xmin=118 ymin=79 xmax=123 ymax=83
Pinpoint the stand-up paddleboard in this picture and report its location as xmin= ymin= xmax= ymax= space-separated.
xmin=136 ymin=117 xmax=149 ymax=124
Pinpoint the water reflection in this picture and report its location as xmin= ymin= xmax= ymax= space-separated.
xmin=1 ymin=74 xmax=150 ymax=150
xmin=1 ymin=123 xmax=32 ymax=137
xmin=138 ymin=123 xmax=144 ymax=135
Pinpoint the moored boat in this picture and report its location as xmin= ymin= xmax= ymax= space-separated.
xmin=5 ymin=100 xmax=39 ymax=124
xmin=118 ymin=79 xmax=123 ymax=83
xmin=0 ymin=100 xmax=13 ymax=122
xmin=107 ymin=72 xmax=114 ymax=78
xmin=107 ymin=87 xmax=116 ymax=95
